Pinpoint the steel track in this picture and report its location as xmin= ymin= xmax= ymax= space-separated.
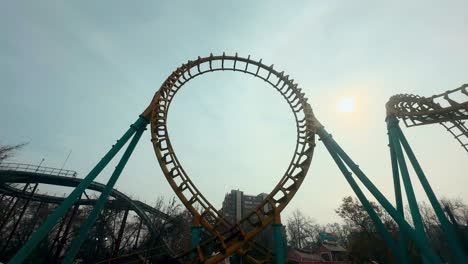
xmin=0 ymin=163 xmax=171 ymax=239
xmin=386 ymin=84 xmax=468 ymax=152
xmin=149 ymin=54 xmax=319 ymax=263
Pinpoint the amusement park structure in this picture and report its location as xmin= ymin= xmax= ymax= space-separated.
xmin=0 ymin=162 xmax=176 ymax=263
xmin=1 ymin=54 xmax=467 ymax=263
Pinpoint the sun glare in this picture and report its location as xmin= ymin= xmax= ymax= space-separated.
xmin=337 ymin=98 xmax=355 ymax=113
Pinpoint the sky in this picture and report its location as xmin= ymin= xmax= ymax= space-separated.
xmin=1 ymin=0 xmax=467 ymax=225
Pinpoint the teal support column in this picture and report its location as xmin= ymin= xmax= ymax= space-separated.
xmin=8 ymin=116 xmax=148 ymax=264
xmin=318 ymin=127 xmax=441 ymax=264
xmin=272 ymin=223 xmax=285 ymax=264
xmin=387 ymin=125 xmax=408 ymax=259
xmin=395 ymin=122 xmax=468 ymax=263
xmin=388 ymin=119 xmax=427 ymax=244
xmin=189 ymin=215 xmax=201 ymax=260
xmin=63 ymin=116 xmax=148 ymax=263
xmin=388 ymin=117 xmax=428 ymax=263
xmin=189 ymin=225 xmax=201 ymax=259
xmin=190 ymin=226 xmax=201 ymax=248
xmin=320 ymin=130 xmax=405 ymax=263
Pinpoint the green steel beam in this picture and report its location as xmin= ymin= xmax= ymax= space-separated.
xmin=388 ymin=119 xmax=427 ymax=242
xmin=189 ymin=225 xmax=201 ymax=260
xmin=8 ymin=116 xmax=149 ymax=264
xmin=318 ymin=126 xmax=441 ymax=263
xmin=63 ymin=117 xmax=148 ymax=263
xmin=272 ymin=223 xmax=285 ymax=264
xmin=387 ymin=124 xmax=408 ymax=258
xmin=394 ymin=119 xmax=468 ymax=263
xmin=320 ymin=131 xmax=406 ymax=263
xmin=388 ymin=118 xmax=429 ymax=263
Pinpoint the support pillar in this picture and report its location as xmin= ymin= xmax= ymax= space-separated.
xmin=63 ymin=117 xmax=148 ymax=264
xmin=9 ymin=116 xmax=148 ymax=264
xmin=189 ymin=215 xmax=201 ymax=260
xmin=318 ymin=126 xmax=441 ymax=263
xmin=388 ymin=119 xmax=428 ymax=264
xmin=394 ymin=119 xmax=468 ymax=262
xmin=320 ymin=128 xmax=405 ymax=262
xmin=387 ymin=123 xmax=408 ymax=259
xmin=388 ymin=119 xmax=426 ymax=236
xmin=272 ymin=211 xmax=285 ymax=264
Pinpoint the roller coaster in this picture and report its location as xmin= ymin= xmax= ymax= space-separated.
xmin=0 ymin=162 xmax=175 ymax=263
xmin=2 ymin=54 xmax=467 ymax=263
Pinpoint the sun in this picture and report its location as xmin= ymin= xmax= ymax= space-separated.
xmin=337 ymin=98 xmax=355 ymax=113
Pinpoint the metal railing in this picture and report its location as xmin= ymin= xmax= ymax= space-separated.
xmin=0 ymin=162 xmax=78 ymax=178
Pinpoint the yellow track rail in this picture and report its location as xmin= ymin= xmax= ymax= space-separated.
xmin=145 ymin=54 xmax=320 ymax=263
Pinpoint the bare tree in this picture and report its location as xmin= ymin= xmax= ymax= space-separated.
xmin=286 ymin=209 xmax=321 ymax=250
xmin=335 ymin=196 xmax=396 ymax=234
xmin=139 ymin=196 xmax=190 ymax=255
xmin=0 ymin=143 xmax=27 ymax=162
xmin=324 ymin=222 xmax=351 ymax=246
xmin=335 ymin=196 xmax=396 ymax=263
xmin=441 ymin=197 xmax=468 ymax=225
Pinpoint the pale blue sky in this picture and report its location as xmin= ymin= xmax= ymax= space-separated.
xmin=1 ymin=1 xmax=467 ymax=224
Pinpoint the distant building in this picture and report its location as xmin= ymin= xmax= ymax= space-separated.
xmin=220 ymin=190 xmax=273 ymax=264
xmin=286 ymin=247 xmax=322 ymax=263
xmin=220 ymin=189 xmax=268 ymax=224
xmin=287 ymin=245 xmax=350 ymax=264
xmin=286 ymin=232 xmax=350 ymax=264
xmin=318 ymin=243 xmax=348 ymax=262
xmin=318 ymin=232 xmax=348 ymax=262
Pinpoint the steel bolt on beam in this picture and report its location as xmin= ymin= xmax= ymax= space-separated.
xmin=9 ymin=116 xmax=148 ymax=264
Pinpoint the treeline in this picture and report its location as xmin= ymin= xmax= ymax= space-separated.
xmin=286 ymin=196 xmax=468 ymax=263
xmin=0 ymin=195 xmax=190 ymax=263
